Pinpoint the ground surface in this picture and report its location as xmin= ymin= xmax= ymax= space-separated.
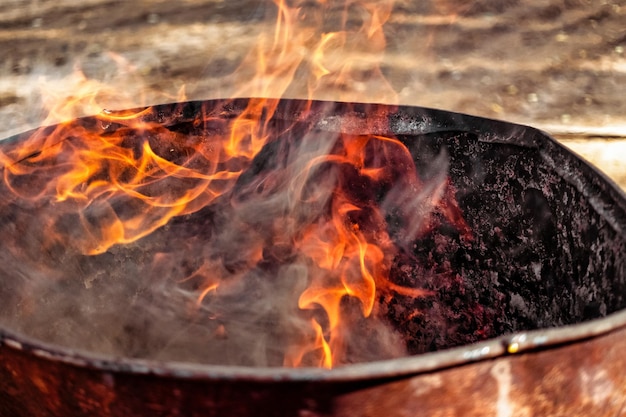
xmin=0 ymin=0 xmax=625 ymax=187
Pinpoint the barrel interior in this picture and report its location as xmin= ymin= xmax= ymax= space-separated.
xmin=0 ymin=99 xmax=624 ymax=365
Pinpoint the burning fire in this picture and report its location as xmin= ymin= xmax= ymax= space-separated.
xmin=0 ymin=0 xmax=471 ymax=368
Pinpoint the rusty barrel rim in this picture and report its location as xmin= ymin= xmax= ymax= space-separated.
xmin=2 ymin=309 xmax=626 ymax=382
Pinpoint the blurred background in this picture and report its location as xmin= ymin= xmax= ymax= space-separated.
xmin=0 ymin=0 xmax=624 ymax=188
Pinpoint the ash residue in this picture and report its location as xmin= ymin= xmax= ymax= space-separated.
xmin=383 ymin=130 xmax=626 ymax=354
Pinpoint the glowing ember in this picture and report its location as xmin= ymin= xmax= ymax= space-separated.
xmin=0 ymin=0 xmax=472 ymax=368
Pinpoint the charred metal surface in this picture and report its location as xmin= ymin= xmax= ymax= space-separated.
xmin=1 ymin=98 xmax=626 ymax=416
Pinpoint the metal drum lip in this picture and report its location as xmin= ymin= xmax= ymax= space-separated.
xmin=2 ymin=309 xmax=626 ymax=383
xmin=1 ymin=98 xmax=625 ymax=383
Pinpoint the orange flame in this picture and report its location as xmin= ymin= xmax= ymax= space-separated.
xmin=0 ymin=0 xmax=472 ymax=368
